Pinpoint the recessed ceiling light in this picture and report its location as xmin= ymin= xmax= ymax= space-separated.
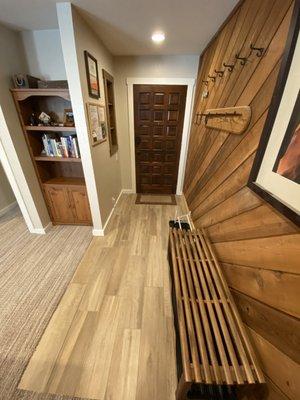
xmin=152 ymin=32 xmax=165 ymax=43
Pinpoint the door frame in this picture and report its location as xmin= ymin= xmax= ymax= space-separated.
xmin=127 ymin=77 xmax=195 ymax=194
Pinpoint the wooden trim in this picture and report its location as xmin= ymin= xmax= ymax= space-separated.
xmin=10 ymin=88 xmax=70 ymax=101
xmin=247 ymin=0 xmax=300 ymax=227
xmin=102 ymin=69 xmax=118 ymax=156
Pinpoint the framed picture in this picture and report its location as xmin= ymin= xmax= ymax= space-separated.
xmin=84 ymin=51 xmax=100 ymax=99
xmin=63 ymin=109 xmax=75 ymax=127
xmin=86 ymin=102 xmax=107 ymax=146
xmin=248 ymin=1 xmax=300 ymax=226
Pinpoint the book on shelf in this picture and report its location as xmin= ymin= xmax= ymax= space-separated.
xmin=41 ymin=134 xmax=80 ymax=159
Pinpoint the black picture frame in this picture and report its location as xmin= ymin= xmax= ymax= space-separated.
xmin=84 ymin=50 xmax=100 ymax=99
xmin=248 ymin=0 xmax=300 ymax=227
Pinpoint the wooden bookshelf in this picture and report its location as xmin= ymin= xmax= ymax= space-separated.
xmin=11 ymin=88 xmax=92 ymax=226
xmin=103 ymin=69 xmax=118 ymax=156
xmin=34 ymin=156 xmax=81 ymax=163
xmin=25 ymin=125 xmax=75 ymax=132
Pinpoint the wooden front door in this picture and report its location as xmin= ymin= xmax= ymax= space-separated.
xmin=134 ymin=84 xmax=187 ymax=194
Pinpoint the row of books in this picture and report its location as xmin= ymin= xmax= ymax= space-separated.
xmin=41 ymin=134 xmax=80 ymax=158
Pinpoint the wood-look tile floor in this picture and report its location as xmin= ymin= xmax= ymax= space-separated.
xmin=19 ymin=194 xmax=187 ymax=400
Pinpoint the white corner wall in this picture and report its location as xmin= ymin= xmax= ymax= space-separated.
xmin=21 ymin=29 xmax=67 ymax=80
xmin=57 ymin=3 xmax=122 ymax=234
xmin=0 ymin=23 xmax=51 ymax=233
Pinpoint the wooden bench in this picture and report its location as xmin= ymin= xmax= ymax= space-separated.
xmin=168 ymin=227 xmax=265 ymax=400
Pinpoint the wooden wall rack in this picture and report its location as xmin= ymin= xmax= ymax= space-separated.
xmin=11 ymin=88 xmax=92 ymax=225
xmin=195 ymin=106 xmax=251 ymax=135
xmin=168 ymin=228 xmax=265 ymax=399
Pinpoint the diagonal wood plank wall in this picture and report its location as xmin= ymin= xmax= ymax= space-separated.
xmin=183 ymin=0 xmax=300 ymax=399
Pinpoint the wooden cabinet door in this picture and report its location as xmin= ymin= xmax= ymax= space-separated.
xmin=68 ymin=187 xmax=92 ymax=224
xmin=44 ymin=186 xmax=75 ymax=224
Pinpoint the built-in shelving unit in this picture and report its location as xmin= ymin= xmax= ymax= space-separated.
xmin=103 ymin=69 xmax=118 ymax=156
xmin=11 ymin=88 xmax=92 ymax=226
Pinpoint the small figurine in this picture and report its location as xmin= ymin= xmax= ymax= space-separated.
xmin=29 ymin=113 xmax=37 ymax=126
xmin=39 ymin=112 xmax=51 ymax=126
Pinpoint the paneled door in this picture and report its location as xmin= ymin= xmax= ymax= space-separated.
xmin=134 ymin=84 xmax=187 ymax=194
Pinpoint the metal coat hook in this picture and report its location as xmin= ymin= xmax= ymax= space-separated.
xmin=202 ymin=80 xmax=209 ymax=86
xmin=208 ymin=75 xmax=216 ymax=82
xmin=250 ymin=43 xmax=265 ymax=57
xmin=214 ymin=69 xmax=224 ymax=77
xmin=223 ymin=62 xmax=234 ymax=72
xmin=235 ymin=53 xmax=248 ymax=66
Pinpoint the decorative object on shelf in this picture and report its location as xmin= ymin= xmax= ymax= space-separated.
xmin=248 ymin=7 xmax=300 ymax=227
xmin=27 ymin=75 xmax=40 ymax=88
xmin=29 ymin=113 xmax=38 ymax=126
xmin=12 ymin=74 xmax=28 ymax=88
xmin=84 ymin=51 xmax=100 ymax=99
xmin=63 ymin=109 xmax=75 ymax=127
xmin=86 ymin=102 xmax=107 ymax=146
xmin=250 ymin=43 xmax=265 ymax=57
xmin=223 ymin=62 xmax=234 ymax=72
xmin=201 ymin=89 xmax=209 ymax=99
xmin=38 ymin=112 xmax=51 ymax=126
xmin=37 ymin=80 xmax=68 ymax=89
xmin=197 ymin=106 xmax=251 ymax=134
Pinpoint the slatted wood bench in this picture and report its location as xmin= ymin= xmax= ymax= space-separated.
xmin=168 ymin=227 xmax=265 ymax=400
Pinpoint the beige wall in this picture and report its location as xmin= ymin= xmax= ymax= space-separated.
xmin=0 ymin=162 xmax=15 ymax=212
xmin=113 ymin=55 xmax=199 ymax=190
xmin=0 ymin=23 xmax=50 ymax=228
xmin=72 ymin=7 xmax=122 ymax=224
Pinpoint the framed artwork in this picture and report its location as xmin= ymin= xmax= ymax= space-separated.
xmin=84 ymin=51 xmax=100 ymax=99
xmin=86 ymin=102 xmax=107 ymax=146
xmin=248 ymin=1 xmax=300 ymax=226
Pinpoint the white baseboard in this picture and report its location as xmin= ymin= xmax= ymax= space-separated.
xmin=92 ymin=228 xmax=104 ymax=236
xmin=0 ymin=201 xmax=17 ymax=217
xmin=92 ymin=188 xmax=128 ymax=237
xmin=30 ymin=221 xmax=53 ymax=235
xmin=121 ymin=188 xmax=135 ymax=194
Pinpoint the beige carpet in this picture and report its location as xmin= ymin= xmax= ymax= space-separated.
xmin=0 ymin=207 xmax=92 ymax=400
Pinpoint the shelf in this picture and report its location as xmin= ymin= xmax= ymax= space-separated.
xmin=35 ymin=156 xmax=81 ymax=163
xmin=11 ymin=88 xmax=70 ymax=101
xmin=26 ymin=125 xmax=76 ymax=132
xmin=43 ymin=177 xmax=85 ymax=186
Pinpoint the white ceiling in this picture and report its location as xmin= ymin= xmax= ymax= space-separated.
xmin=0 ymin=0 xmax=238 ymax=55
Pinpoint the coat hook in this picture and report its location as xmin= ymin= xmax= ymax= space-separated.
xmin=250 ymin=43 xmax=264 ymax=57
xmin=208 ymin=75 xmax=216 ymax=82
xmin=235 ymin=53 xmax=248 ymax=66
xmin=223 ymin=62 xmax=234 ymax=72
xmin=202 ymin=80 xmax=209 ymax=86
xmin=214 ymin=69 xmax=224 ymax=77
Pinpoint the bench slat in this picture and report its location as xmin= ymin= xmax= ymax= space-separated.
xmin=168 ymin=227 xmax=265 ymax=387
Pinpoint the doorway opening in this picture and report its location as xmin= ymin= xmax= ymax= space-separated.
xmin=133 ymin=84 xmax=188 ymax=194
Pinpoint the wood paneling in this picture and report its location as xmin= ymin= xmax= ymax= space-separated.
xmin=232 ymin=291 xmax=300 ymax=364
xmin=183 ymin=0 xmax=299 ymax=398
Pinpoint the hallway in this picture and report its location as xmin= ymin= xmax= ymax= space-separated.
xmin=19 ymin=194 xmax=187 ymax=399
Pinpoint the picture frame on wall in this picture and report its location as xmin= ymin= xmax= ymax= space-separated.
xmin=248 ymin=1 xmax=300 ymax=226
xmin=84 ymin=50 xmax=100 ymax=99
xmin=86 ymin=102 xmax=107 ymax=146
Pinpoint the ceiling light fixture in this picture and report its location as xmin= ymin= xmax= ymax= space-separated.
xmin=152 ymin=31 xmax=165 ymax=43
